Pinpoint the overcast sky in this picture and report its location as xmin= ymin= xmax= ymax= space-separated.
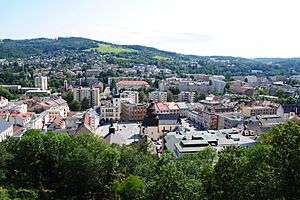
xmin=1 ymin=0 xmax=300 ymax=58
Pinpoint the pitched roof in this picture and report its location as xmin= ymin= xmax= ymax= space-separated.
xmin=116 ymin=80 xmax=150 ymax=86
xmin=0 ymin=118 xmax=12 ymax=133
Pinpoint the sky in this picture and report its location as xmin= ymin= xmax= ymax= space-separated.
xmin=1 ymin=0 xmax=300 ymax=58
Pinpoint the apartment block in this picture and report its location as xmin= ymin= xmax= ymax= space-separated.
xmin=34 ymin=76 xmax=48 ymax=90
xmin=149 ymin=91 xmax=167 ymax=103
xmin=121 ymin=101 xmax=146 ymax=121
xmin=178 ymin=91 xmax=195 ymax=103
xmin=73 ymin=87 xmax=100 ymax=107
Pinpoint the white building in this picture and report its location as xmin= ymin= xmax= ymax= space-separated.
xmin=47 ymin=108 xmax=65 ymax=122
xmin=245 ymin=76 xmax=258 ymax=83
xmin=34 ymin=76 xmax=48 ymax=90
xmin=0 ymin=96 xmax=8 ymax=108
xmin=8 ymin=113 xmax=32 ymax=127
xmin=149 ymin=91 xmax=167 ymax=103
xmin=211 ymin=79 xmax=226 ymax=94
xmin=0 ymin=118 xmax=13 ymax=142
xmin=100 ymin=98 xmax=121 ymax=121
xmin=120 ymin=91 xmax=139 ymax=104
xmin=178 ymin=91 xmax=195 ymax=103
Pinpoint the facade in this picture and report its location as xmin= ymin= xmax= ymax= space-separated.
xmin=149 ymin=91 xmax=167 ymax=103
xmin=121 ymin=91 xmax=139 ymax=104
xmin=121 ymin=101 xmax=146 ymax=121
xmin=0 ymin=118 xmax=13 ymax=142
xmin=73 ymin=87 xmax=100 ymax=107
xmin=34 ymin=76 xmax=48 ymax=90
xmin=82 ymin=109 xmax=100 ymax=132
xmin=0 ymin=96 xmax=8 ymax=108
xmin=211 ymin=79 xmax=226 ymax=94
xmin=143 ymin=103 xmax=181 ymax=140
xmin=218 ymin=112 xmax=245 ymax=129
xmin=152 ymin=102 xmax=180 ymax=114
xmin=178 ymin=91 xmax=195 ymax=103
xmin=116 ymin=80 xmax=150 ymax=90
xmin=176 ymin=102 xmax=189 ymax=117
xmin=100 ymin=98 xmax=121 ymax=122
xmin=8 ymin=113 xmax=32 ymax=127
xmin=242 ymin=106 xmax=277 ymax=117
xmin=229 ymin=81 xmax=254 ymax=96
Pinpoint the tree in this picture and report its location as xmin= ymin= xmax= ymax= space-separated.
xmin=261 ymin=121 xmax=300 ymax=199
xmin=81 ymin=97 xmax=91 ymax=110
xmin=139 ymin=91 xmax=146 ymax=103
xmin=167 ymin=90 xmax=174 ymax=102
xmin=196 ymin=93 xmax=206 ymax=101
xmin=69 ymin=100 xmax=81 ymax=111
xmin=169 ymin=86 xmax=180 ymax=95
xmin=62 ymin=90 xmax=73 ymax=104
xmin=120 ymin=175 xmax=145 ymax=200
xmin=146 ymin=162 xmax=204 ymax=200
xmin=0 ymin=143 xmax=13 ymax=181
xmin=284 ymin=96 xmax=296 ymax=105
xmin=274 ymin=88 xmax=285 ymax=98
xmin=0 ymin=88 xmax=14 ymax=100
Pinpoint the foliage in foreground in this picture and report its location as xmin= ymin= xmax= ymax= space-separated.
xmin=0 ymin=121 xmax=299 ymax=199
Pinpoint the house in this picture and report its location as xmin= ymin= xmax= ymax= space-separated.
xmin=143 ymin=103 xmax=181 ymax=140
xmin=8 ymin=112 xmax=32 ymax=127
xmin=48 ymin=115 xmax=65 ymax=130
xmin=0 ymin=118 xmax=13 ymax=142
xmin=0 ymin=96 xmax=8 ymax=108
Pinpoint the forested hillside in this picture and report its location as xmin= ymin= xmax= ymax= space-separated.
xmin=0 ymin=121 xmax=299 ymax=200
xmin=1 ymin=37 xmax=300 ymax=76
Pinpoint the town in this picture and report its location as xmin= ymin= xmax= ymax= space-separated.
xmin=1 ymin=50 xmax=299 ymax=158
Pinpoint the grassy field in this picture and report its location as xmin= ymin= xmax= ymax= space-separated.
xmin=87 ymin=44 xmax=137 ymax=53
xmin=152 ymin=55 xmax=170 ymax=60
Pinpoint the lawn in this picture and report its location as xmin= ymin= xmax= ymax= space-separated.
xmin=87 ymin=44 xmax=137 ymax=53
xmin=152 ymin=55 xmax=170 ymax=60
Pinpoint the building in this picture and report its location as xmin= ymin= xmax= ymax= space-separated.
xmin=34 ymin=76 xmax=48 ymax=90
xmin=73 ymin=87 xmax=100 ymax=107
xmin=48 ymin=115 xmax=65 ymax=130
xmin=100 ymin=98 xmax=121 ymax=122
xmin=218 ymin=112 xmax=245 ymax=129
xmin=0 ymin=96 xmax=8 ymax=108
xmin=63 ymin=80 xmax=68 ymax=91
xmin=8 ymin=112 xmax=32 ymax=127
xmin=242 ymin=106 xmax=277 ymax=117
xmin=25 ymin=89 xmax=51 ymax=96
xmin=245 ymin=75 xmax=258 ymax=83
xmin=149 ymin=91 xmax=167 ymax=103
xmin=176 ymin=102 xmax=189 ymax=117
xmin=142 ymin=103 xmax=181 ymax=140
xmin=120 ymin=91 xmax=139 ymax=104
xmin=121 ymin=101 xmax=146 ymax=121
xmin=164 ymin=127 xmax=256 ymax=157
xmin=152 ymin=102 xmax=180 ymax=114
xmin=116 ymin=80 xmax=150 ymax=90
xmin=0 ymin=118 xmax=13 ymax=142
xmin=229 ymin=81 xmax=254 ymax=96
xmin=178 ymin=91 xmax=195 ymax=103
xmin=210 ymin=79 xmax=226 ymax=94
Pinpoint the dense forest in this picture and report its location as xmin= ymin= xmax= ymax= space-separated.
xmin=0 ymin=120 xmax=299 ymax=200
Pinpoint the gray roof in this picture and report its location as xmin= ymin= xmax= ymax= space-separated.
xmin=0 ymin=118 xmax=12 ymax=133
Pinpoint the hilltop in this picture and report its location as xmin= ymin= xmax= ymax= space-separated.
xmin=1 ymin=37 xmax=300 ymax=76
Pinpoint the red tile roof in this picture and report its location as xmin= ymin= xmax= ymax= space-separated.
xmin=53 ymin=115 xmax=65 ymax=128
xmin=116 ymin=80 xmax=150 ymax=87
